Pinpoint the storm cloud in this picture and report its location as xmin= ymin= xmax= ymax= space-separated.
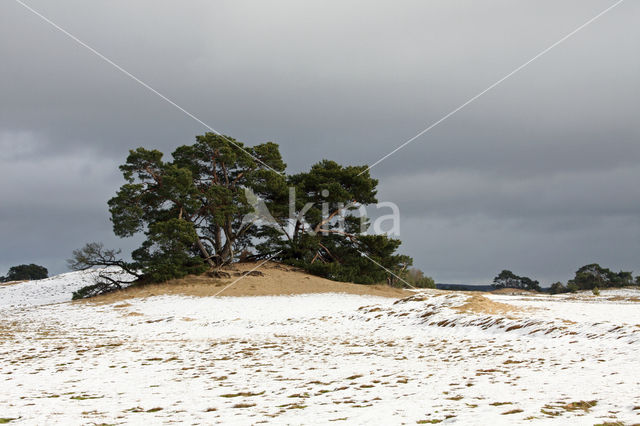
xmin=1 ymin=0 xmax=638 ymax=284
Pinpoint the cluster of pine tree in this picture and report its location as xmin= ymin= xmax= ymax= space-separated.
xmin=491 ymin=270 xmax=541 ymax=292
xmin=550 ymin=263 xmax=637 ymax=294
xmin=70 ymin=133 xmax=416 ymax=297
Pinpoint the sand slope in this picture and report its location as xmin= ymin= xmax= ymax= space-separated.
xmin=87 ymin=262 xmax=411 ymax=304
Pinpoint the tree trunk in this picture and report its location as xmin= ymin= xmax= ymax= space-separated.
xmin=220 ymin=220 xmax=235 ymax=264
xmin=195 ymin=236 xmax=215 ymax=267
xmin=214 ymin=225 xmax=222 ymax=255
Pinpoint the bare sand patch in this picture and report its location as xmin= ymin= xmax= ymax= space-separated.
xmin=454 ymin=295 xmax=518 ymax=315
xmin=82 ymin=262 xmax=410 ymax=304
xmin=606 ymin=295 xmax=640 ymax=303
xmin=490 ymin=288 xmax=538 ymax=296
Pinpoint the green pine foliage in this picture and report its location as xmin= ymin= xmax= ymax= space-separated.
xmin=72 ymin=282 xmax=114 ymax=300
xmin=491 ymin=270 xmax=541 ymax=292
xmin=404 ymin=268 xmax=436 ymax=288
xmin=549 ymin=282 xmax=568 ymax=294
xmin=131 ymin=219 xmax=208 ymax=282
xmin=256 ymin=160 xmax=411 ymax=285
xmin=106 ymin=133 xmax=287 ymax=281
xmin=568 ymin=264 xmax=634 ymax=290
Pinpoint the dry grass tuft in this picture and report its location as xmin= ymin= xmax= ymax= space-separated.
xmin=501 ymin=408 xmax=524 ymax=415
xmin=562 ymin=400 xmax=597 ymax=412
xmin=231 ymin=403 xmax=256 ymax=409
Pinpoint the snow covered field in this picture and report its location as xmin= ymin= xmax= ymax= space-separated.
xmin=1 ymin=272 xmax=639 ymax=424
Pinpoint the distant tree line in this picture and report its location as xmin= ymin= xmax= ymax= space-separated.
xmin=493 ymin=263 xmax=639 ymax=294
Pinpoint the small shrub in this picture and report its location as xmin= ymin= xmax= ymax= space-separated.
xmin=549 ymin=282 xmax=568 ymax=294
xmin=404 ymin=268 xmax=436 ymax=289
xmin=414 ymin=276 xmax=436 ymax=289
xmin=72 ymin=281 xmax=122 ymax=300
xmin=592 ymin=287 xmax=600 ymax=296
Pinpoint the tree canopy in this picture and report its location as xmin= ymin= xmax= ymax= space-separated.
xmin=568 ymin=263 xmax=634 ymax=290
xmin=0 ymin=264 xmax=48 ymax=282
xmin=108 ymin=133 xmax=287 ymax=271
xmin=254 ymin=159 xmax=410 ymax=284
xmin=404 ymin=268 xmax=436 ymax=288
xmin=491 ymin=270 xmax=541 ymax=292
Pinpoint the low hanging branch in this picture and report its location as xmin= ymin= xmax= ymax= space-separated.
xmin=68 ymin=242 xmax=141 ymax=279
xmin=68 ymin=242 xmax=141 ymax=300
xmin=318 ymin=242 xmax=341 ymax=263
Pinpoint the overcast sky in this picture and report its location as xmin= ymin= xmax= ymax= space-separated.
xmin=1 ymin=0 xmax=638 ymax=285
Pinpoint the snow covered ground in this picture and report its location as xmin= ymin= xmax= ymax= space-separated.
xmin=0 ymin=267 xmax=135 ymax=309
xmin=1 ymin=272 xmax=639 ymax=424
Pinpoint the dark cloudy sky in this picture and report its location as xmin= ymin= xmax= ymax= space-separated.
xmin=1 ymin=0 xmax=638 ymax=285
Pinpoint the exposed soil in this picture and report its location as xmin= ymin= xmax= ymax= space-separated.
xmin=83 ymin=262 xmax=411 ymax=304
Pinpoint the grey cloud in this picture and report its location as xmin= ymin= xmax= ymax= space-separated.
xmin=379 ymin=165 xmax=640 ymax=220
xmin=0 ymin=140 xmax=141 ymax=274
xmin=1 ymin=0 xmax=638 ymax=283
xmin=398 ymin=214 xmax=640 ymax=286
